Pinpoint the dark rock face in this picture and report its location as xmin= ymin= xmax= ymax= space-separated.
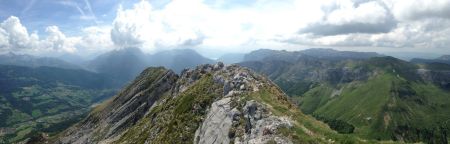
xmin=314 ymin=67 xmax=371 ymax=84
xmin=417 ymin=69 xmax=450 ymax=90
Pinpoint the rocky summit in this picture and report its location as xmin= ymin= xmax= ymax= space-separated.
xmin=45 ymin=62 xmax=362 ymax=144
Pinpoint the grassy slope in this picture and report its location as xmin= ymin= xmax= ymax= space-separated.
xmin=304 ymin=71 xmax=450 ymax=142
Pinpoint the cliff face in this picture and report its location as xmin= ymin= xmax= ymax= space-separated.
xmin=52 ymin=63 xmax=353 ymax=144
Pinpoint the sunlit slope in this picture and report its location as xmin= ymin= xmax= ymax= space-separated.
xmin=241 ymin=53 xmax=450 ymax=143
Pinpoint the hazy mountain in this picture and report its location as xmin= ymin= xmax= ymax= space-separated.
xmin=148 ymin=49 xmax=215 ymax=73
xmin=86 ymin=48 xmax=149 ymax=86
xmin=240 ymin=49 xmax=450 ymax=143
xmin=438 ymin=55 xmax=450 ymax=61
xmin=217 ymin=53 xmax=245 ymax=64
xmin=56 ymin=53 xmax=89 ymax=66
xmin=87 ymin=48 xmax=214 ymax=86
xmin=49 ymin=63 xmax=364 ymax=144
xmin=411 ymin=55 xmax=450 ymax=65
xmin=244 ymin=48 xmax=383 ymax=62
xmin=300 ymin=48 xmax=383 ymax=59
xmin=0 ymin=52 xmax=82 ymax=70
xmin=0 ymin=65 xmax=117 ymax=143
xmin=243 ymin=49 xmax=303 ymax=62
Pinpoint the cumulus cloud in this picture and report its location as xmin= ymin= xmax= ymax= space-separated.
xmin=44 ymin=26 xmax=77 ymax=52
xmin=111 ymin=2 xmax=152 ymax=47
xmin=2 ymin=0 xmax=450 ymax=56
xmin=299 ymin=0 xmax=397 ymax=36
xmin=78 ymin=26 xmax=114 ymax=53
xmin=0 ymin=16 xmax=114 ymax=55
xmin=110 ymin=0 xmax=207 ymax=50
xmin=0 ymin=16 xmax=31 ymax=50
xmin=385 ymin=0 xmax=450 ymax=21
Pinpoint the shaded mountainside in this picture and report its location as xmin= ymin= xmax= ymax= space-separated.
xmin=0 ymin=65 xmax=117 ymax=143
xmin=86 ymin=48 xmax=149 ymax=87
xmin=50 ymin=63 xmax=371 ymax=144
xmin=239 ymin=50 xmax=450 ymax=143
xmin=87 ymin=48 xmax=214 ymax=86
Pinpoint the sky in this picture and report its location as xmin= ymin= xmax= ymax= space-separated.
xmin=0 ymin=0 xmax=449 ymax=59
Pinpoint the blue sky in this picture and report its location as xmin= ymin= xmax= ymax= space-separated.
xmin=0 ymin=0 xmax=139 ymax=35
xmin=0 ymin=0 xmax=449 ymax=58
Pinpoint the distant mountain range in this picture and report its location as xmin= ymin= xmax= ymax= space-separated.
xmin=217 ymin=53 xmax=245 ymax=64
xmin=86 ymin=48 xmax=214 ymax=86
xmin=147 ymin=48 xmax=215 ymax=73
xmin=239 ymin=49 xmax=450 ymax=143
xmin=0 ymin=53 xmax=82 ymax=70
xmin=411 ymin=55 xmax=450 ymax=65
xmin=243 ymin=48 xmax=383 ymax=62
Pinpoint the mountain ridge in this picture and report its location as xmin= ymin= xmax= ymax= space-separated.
xmin=0 ymin=52 xmax=82 ymax=70
xmin=50 ymin=63 xmax=367 ymax=144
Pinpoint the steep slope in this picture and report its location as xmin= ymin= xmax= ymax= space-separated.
xmin=240 ymin=52 xmax=450 ymax=143
xmin=0 ymin=52 xmax=82 ymax=70
xmin=52 ymin=63 xmax=364 ymax=144
xmin=0 ymin=65 xmax=116 ymax=143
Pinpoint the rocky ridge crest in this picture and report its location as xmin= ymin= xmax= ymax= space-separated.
xmin=54 ymin=62 xmax=308 ymax=144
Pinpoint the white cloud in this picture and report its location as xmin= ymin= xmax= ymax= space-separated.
xmin=0 ymin=16 xmax=31 ymax=49
xmin=2 ymin=0 xmax=450 ymax=56
xmin=299 ymin=0 xmax=397 ymax=36
xmin=0 ymin=16 xmax=114 ymax=55
xmin=78 ymin=26 xmax=114 ymax=53
xmin=44 ymin=26 xmax=78 ymax=52
xmin=110 ymin=0 xmax=208 ymax=51
xmin=325 ymin=1 xmax=388 ymax=25
xmin=385 ymin=0 xmax=450 ymax=21
xmin=0 ymin=27 xmax=9 ymax=49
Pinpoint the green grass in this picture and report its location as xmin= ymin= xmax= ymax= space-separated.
xmin=31 ymin=110 xmax=42 ymax=117
xmin=247 ymin=85 xmax=367 ymax=143
xmin=297 ymin=85 xmax=334 ymax=114
xmin=296 ymin=71 xmax=450 ymax=142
